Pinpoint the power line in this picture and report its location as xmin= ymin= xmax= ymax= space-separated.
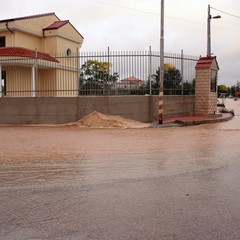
xmin=90 ymin=0 xmax=159 ymax=15
xmin=211 ymin=7 xmax=240 ymax=19
xmin=90 ymin=0 xmax=204 ymax=26
xmin=92 ymin=0 xmax=240 ymax=21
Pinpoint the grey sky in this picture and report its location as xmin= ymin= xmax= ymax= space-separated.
xmin=1 ymin=0 xmax=240 ymax=86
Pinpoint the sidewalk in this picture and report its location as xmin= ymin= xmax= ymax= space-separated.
xmin=151 ymin=113 xmax=234 ymax=128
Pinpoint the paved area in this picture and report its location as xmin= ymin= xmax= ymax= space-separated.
xmin=153 ymin=102 xmax=235 ymax=127
xmin=162 ymin=112 xmax=234 ymax=126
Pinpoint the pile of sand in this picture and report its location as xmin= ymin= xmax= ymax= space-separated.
xmin=71 ymin=111 xmax=151 ymax=129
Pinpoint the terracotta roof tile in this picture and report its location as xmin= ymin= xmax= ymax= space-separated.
xmin=0 ymin=47 xmax=58 ymax=62
xmin=44 ymin=20 xmax=69 ymax=30
xmin=121 ymin=76 xmax=142 ymax=82
xmin=195 ymin=56 xmax=216 ymax=69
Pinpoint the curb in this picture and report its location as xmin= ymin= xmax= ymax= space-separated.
xmin=174 ymin=113 xmax=234 ymax=127
xmin=151 ymin=113 xmax=234 ymax=128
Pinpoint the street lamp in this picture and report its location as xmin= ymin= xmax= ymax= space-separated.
xmin=207 ymin=4 xmax=221 ymax=56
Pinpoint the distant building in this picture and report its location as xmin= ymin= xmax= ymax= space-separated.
xmin=235 ymin=92 xmax=240 ymax=97
xmin=114 ymin=76 xmax=144 ymax=89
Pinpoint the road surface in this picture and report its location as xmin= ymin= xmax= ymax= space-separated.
xmin=1 ymin=99 xmax=240 ymax=240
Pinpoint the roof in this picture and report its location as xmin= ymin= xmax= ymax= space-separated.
xmin=195 ymin=56 xmax=219 ymax=69
xmin=43 ymin=20 xmax=84 ymax=39
xmin=44 ymin=20 xmax=69 ymax=30
xmin=121 ymin=76 xmax=142 ymax=82
xmin=0 ymin=47 xmax=59 ymax=62
xmin=0 ymin=12 xmax=59 ymax=23
xmin=0 ymin=12 xmax=84 ymax=40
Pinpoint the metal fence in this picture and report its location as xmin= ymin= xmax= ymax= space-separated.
xmin=0 ymin=48 xmax=199 ymax=97
xmin=78 ymin=47 xmax=198 ymax=95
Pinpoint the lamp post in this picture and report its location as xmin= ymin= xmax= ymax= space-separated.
xmin=207 ymin=4 xmax=221 ymax=56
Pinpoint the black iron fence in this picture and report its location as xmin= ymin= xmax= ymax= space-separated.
xmin=0 ymin=48 xmax=198 ymax=97
xmin=78 ymin=48 xmax=198 ymax=96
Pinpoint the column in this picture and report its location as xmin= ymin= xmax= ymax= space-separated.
xmin=0 ymin=65 xmax=2 ymax=98
xmin=32 ymin=66 xmax=36 ymax=97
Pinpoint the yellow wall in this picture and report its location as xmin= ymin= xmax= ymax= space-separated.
xmin=38 ymin=69 xmax=57 ymax=96
xmin=43 ymin=22 xmax=83 ymax=55
xmin=56 ymin=37 xmax=80 ymax=55
xmin=14 ymin=31 xmax=41 ymax=50
xmin=4 ymin=66 xmax=32 ymax=97
xmin=59 ymin=23 xmax=83 ymax=44
xmin=56 ymin=69 xmax=78 ymax=96
xmin=0 ymin=30 xmax=14 ymax=46
xmin=43 ymin=35 xmax=58 ymax=54
xmin=11 ymin=15 xmax=59 ymax=36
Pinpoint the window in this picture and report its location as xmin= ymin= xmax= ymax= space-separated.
xmin=66 ymin=48 xmax=71 ymax=57
xmin=1 ymin=71 xmax=6 ymax=96
xmin=210 ymin=70 xmax=217 ymax=92
xmin=0 ymin=36 xmax=6 ymax=47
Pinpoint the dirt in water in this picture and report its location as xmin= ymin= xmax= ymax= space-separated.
xmin=69 ymin=111 xmax=151 ymax=129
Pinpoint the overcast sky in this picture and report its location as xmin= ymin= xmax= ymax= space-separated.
xmin=1 ymin=0 xmax=240 ymax=86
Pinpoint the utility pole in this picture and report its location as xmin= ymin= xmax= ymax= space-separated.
xmin=207 ymin=4 xmax=211 ymax=56
xmin=159 ymin=0 xmax=164 ymax=124
xmin=207 ymin=4 xmax=221 ymax=56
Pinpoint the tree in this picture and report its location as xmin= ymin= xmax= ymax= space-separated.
xmin=182 ymin=80 xmax=195 ymax=95
xmin=218 ymin=85 xmax=228 ymax=94
xmin=79 ymin=60 xmax=119 ymax=91
xmin=227 ymin=81 xmax=240 ymax=97
xmin=235 ymin=81 xmax=240 ymax=93
xmin=152 ymin=63 xmax=182 ymax=94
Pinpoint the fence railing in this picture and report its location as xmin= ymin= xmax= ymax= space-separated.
xmin=78 ymin=48 xmax=198 ymax=96
xmin=0 ymin=48 xmax=198 ymax=97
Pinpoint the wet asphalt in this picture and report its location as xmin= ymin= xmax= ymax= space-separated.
xmin=1 ymin=99 xmax=240 ymax=240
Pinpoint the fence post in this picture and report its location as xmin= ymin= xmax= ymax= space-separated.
xmin=148 ymin=46 xmax=152 ymax=95
xmin=181 ymin=49 xmax=184 ymax=95
xmin=77 ymin=47 xmax=80 ymax=96
xmin=107 ymin=46 xmax=110 ymax=95
xmin=32 ymin=49 xmax=37 ymax=97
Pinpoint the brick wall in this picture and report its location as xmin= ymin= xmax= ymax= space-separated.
xmin=195 ymin=69 xmax=210 ymax=115
xmin=195 ymin=57 xmax=218 ymax=115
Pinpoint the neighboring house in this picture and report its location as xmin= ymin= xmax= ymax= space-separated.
xmin=115 ymin=76 xmax=144 ymax=89
xmin=235 ymin=92 xmax=240 ymax=97
xmin=0 ymin=12 xmax=84 ymax=97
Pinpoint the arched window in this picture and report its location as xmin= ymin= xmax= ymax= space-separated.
xmin=66 ymin=48 xmax=71 ymax=57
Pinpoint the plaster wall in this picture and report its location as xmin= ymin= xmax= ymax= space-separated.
xmin=0 ymin=95 xmax=195 ymax=124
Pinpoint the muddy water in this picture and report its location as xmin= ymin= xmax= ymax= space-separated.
xmin=1 ymin=99 xmax=240 ymax=240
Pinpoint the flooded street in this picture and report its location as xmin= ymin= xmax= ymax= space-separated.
xmin=1 ymin=99 xmax=240 ymax=240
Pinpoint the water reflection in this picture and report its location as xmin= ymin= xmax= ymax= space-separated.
xmin=1 ymin=99 xmax=239 ymax=189
xmin=0 ymin=161 xmax=80 ymax=187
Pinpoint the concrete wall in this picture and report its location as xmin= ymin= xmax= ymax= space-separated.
xmin=0 ymin=95 xmax=195 ymax=124
xmin=151 ymin=95 xmax=195 ymax=121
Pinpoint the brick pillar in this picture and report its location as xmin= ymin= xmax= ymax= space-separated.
xmin=0 ymin=65 xmax=2 ymax=98
xmin=195 ymin=56 xmax=219 ymax=115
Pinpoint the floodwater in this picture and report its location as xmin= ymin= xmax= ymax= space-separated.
xmin=0 ymin=99 xmax=240 ymax=240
